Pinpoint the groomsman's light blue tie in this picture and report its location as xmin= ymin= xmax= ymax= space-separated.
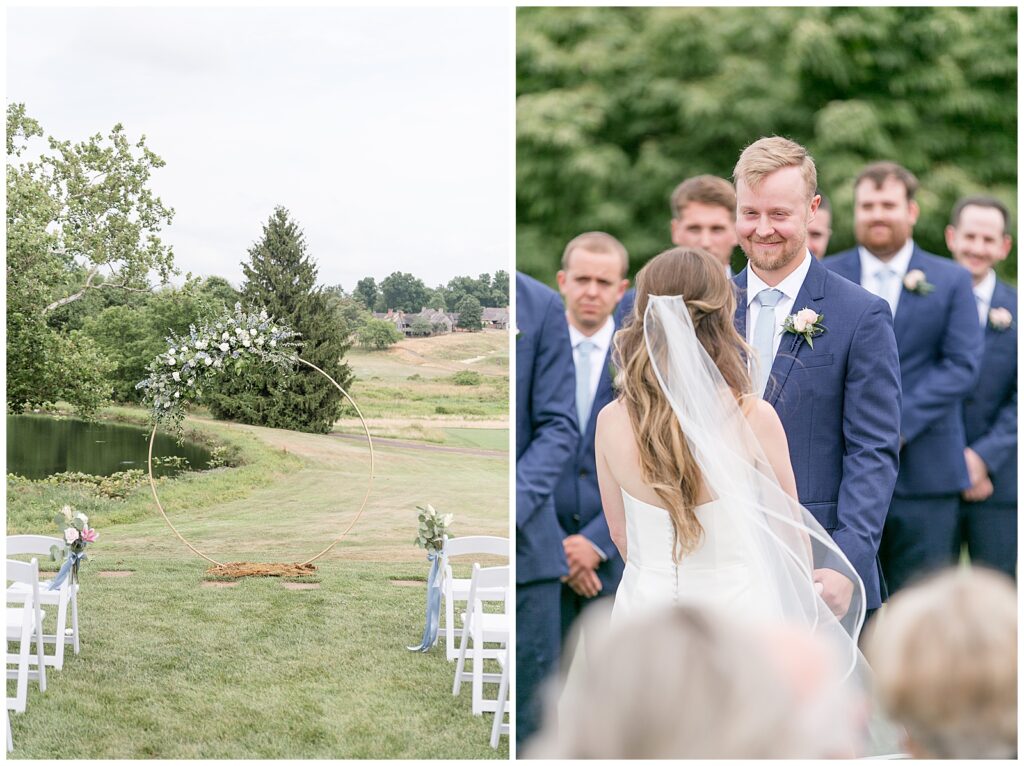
xmin=875 ymin=266 xmax=897 ymax=315
xmin=576 ymin=340 xmax=596 ymax=428
xmin=975 ymin=292 xmax=987 ymax=327
xmin=753 ymin=288 xmax=784 ymax=397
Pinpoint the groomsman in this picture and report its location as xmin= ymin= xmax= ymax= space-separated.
xmin=807 ymin=191 xmax=833 ymax=260
xmin=825 ymin=163 xmax=983 ymax=595
xmin=732 ymin=137 xmax=901 ymax=616
xmin=945 ymin=196 xmax=1017 ymax=579
xmin=669 ymin=175 xmax=741 ymax=276
xmin=554 ymin=232 xmax=629 ymax=642
xmin=516 ymin=272 xmax=579 ymax=746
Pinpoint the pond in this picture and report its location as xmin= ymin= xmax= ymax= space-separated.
xmin=7 ymin=415 xmax=214 ymax=480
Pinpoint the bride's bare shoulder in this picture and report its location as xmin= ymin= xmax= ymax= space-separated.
xmin=596 ymin=398 xmax=630 ymax=434
xmin=742 ymin=397 xmax=788 ymax=445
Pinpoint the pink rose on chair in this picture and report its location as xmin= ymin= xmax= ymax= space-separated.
xmin=793 ymin=308 xmax=819 ymax=333
xmin=64 ymin=527 xmax=80 ymax=544
xmin=81 ymin=528 xmax=99 ymax=543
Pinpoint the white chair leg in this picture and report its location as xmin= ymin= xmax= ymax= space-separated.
xmin=490 ymin=647 xmax=509 ymax=748
xmin=5 ymin=708 xmax=12 ymax=753
xmin=70 ymin=588 xmax=80 ymax=654
xmin=452 ymin=616 xmax=471 ymax=696
xmin=471 ymin=623 xmax=484 ymax=715
xmin=444 ymin=590 xmax=455 ymax=661
xmin=53 ymin=589 xmax=68 ymax=670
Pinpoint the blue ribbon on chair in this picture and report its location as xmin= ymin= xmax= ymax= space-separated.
xmin=407 ymin=551 xmax=442 ymax=652
xmin=49 ymin=551 xmax=85 ymax=591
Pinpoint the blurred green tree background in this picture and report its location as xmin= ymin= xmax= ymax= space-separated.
xmin=517 ymin=6 xmax=1016 ymax=285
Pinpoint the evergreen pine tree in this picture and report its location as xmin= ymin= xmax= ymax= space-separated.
xmin=207 ymin=206 xmax=353 ymax=433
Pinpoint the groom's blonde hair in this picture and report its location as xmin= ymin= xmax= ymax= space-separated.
xmin=733 ymin=136 xmax=818 ymax=202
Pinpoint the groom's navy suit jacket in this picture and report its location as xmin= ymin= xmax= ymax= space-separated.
xmin=516 ymin=272 xmax=578 ymax=585
xmin=963 ymin=278 xmax=1017 ymax=505
xmin=825 ymin=246 xmax=983 ymax=497
xmin=553 ymin=324 xmax=626 ymax=598
xmin=734 ymin=257 xmax=902 ymax=609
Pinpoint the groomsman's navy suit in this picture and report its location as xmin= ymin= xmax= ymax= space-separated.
xmin=515 ymin=272 xmax=578 ymax=746
xmin=553 ymin=322 xmax=626 ymax=640
xmin=734 ymin=256 xmax=902 ymax=610
xmin=960 ymin=278 xmax=1017 ymax=579
xmin=825 ymin=246 xmax=983 ymax=593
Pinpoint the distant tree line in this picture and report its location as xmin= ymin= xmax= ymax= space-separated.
xmin=352 ymin=270 xmax=509 ymax=313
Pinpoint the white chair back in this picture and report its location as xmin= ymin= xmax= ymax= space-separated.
xmin=6 ymin=558 xmax=46 ymax=711
xmin=439 ymin=536 xmax=509 ymax=660
xmin=442 ymin=535 xmax=509 ymax=560
xmin=6 ymin=535 xmax=63 ymax=558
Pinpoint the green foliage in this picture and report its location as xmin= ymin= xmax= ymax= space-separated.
xmin=451 ymin=370 xmax=482 ymax=386
xmin=408 ymin=316 xmax=433 ymax=337
xmin=414 ymin=503 xmax=454 ymax=553
xmin=353 ymin=276 xmax=379 ymax=310
xmin=16 ymin=469 xmax=147 ymax=499
xmin=380 ymin=271 xmax=431 ymax=312
xmin=7 ymin=104 xmax=178 ymax=415
xmin=206 ymin=207 xmax=354 ymax=434
xmin=517 ymin=7 xmax=1017 ymax=284
xmin=357 ymin=318 xmax=404 ymax=350
xmin=455 ymin=295 xmax=484 ymax=331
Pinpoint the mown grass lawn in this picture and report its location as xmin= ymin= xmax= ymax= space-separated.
xmin=7 ymin=407 xmax=509 ymax=759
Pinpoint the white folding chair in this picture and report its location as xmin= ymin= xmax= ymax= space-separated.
xmin=490 ymin=644 xmax=510 ymax=748
xmin=452 ymin=563 xmax=510 ymax=716
xmin=7 ymin=558 xmax=47 ymax=715
xmin=440 ymin=535 xmax=509 ymax=661
xmin=7 ymin=535 xmax=80 ymax=670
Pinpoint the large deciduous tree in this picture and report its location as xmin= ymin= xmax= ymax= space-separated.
xmin=207 ymin=207 xmax=353 ymax=434
xmin=380 ymin=271 xmax=431 ymax=312
xmin=517 ymin=7 xmax=1017 ymax=285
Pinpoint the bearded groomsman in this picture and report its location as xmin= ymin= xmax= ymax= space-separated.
xmin=825 ymin=163 xmax=983 ymax=594
xmin=516 ymin=271 xmax=579 ymax=746
xmin=945 ymin=196 xmax=1017 ymax=579
xmin=732 ymin=137 xmax=901 ymax=618
xmin=554 ymin=233 xmax=629 ymax=644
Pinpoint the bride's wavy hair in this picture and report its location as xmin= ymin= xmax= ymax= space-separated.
xmin=613 ymin=247 xmax=754 ymax=560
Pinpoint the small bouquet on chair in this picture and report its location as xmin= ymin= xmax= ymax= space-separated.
xmin=407 ymin=504 xmax=453 ymax=652
xmin=49 ymin=505 xmax=98 ymax=589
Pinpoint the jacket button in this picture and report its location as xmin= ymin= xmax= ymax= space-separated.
xmin=572 ymin=514 xmax=581 ymax=522
xmin=579 ymin=469 xmax=587 ymax=477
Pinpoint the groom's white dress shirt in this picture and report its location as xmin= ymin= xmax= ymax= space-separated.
xmin=745 ymin=250 xmax=813 ymax=360
xmin=858 ymin=239 xmax=914 ymax=316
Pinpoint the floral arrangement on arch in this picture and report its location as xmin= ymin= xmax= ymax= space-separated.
xmin=136 ymin=303 xmax=298 ymax=432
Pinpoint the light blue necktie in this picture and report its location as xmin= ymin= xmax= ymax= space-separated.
xmin=753 ymin=288 xmax=784 ymax=397
xmin=975 ymin=293 xmax=987 ymax=327
xmin=875 ymin=267 xmax=897 ymax=315
xmin=575 ymin=340 xmax=596 ymax=428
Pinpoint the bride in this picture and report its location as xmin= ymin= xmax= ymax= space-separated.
xmin=596 ymin=245 xmax=865 ymax=655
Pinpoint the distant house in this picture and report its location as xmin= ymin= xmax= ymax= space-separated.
xmin=482 ymin=307 xmax=509 ymax=330
xmin=374 ymin=308 xmax=454 ymax=336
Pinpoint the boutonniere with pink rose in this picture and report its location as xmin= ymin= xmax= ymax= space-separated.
xmin=988 ymin=307 xmax=1014 ymax=331
xmin=782 ymin=308 xmax=827 ymax=348
xmin=903 ymin=269 xmax=935 ymax=296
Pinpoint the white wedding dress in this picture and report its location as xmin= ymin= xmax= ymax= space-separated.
xmin=612 ymin=490 xmax=779 ymax=624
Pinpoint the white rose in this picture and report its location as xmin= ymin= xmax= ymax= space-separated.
xmin=236 ymin=327 xmax=244 ymax=335
xmin=61 ymin=505 xmax=73 ymax=521
xmin=163 ymin=401 xmax=172 ymax=408
xmin=270 ymin=339 xmax=276 ymax=347
xmin=271 ymin=326 xmax=278 ymax=333
xmin=249 ymin=328 xmax=257 ymax=336
xmin=904 ymin=269 xmax=925 ymax=290
xmin=204 ymin=356 xmax=213 ymax=366
xmin=213 ymin=358 xmax=222 ymax=368
xmin=167 ymin=357 xmax=176 ymax=366
xmin=64 ymin=527 xmax=80 ymax=544
xmin=256 ymin=336 xmax=265 ymax=346
xmin=172 ymin=371 xmax=181 ymax=382
xmin=169 ymin=347 xmax=177 ymax=355
xmin=222 ymin=332 xmax=229 ymax=341
xmin=220 ymin=342 xmax=230 ymax=352
xmin=187 ymin=378 xmax=195 ymax=386
xmin=793 ymin=308 xmax=819 ymax=333
xmin=174 ymin=391 xmax=180 ymax=398
xmin=260 ymin=310 xmax=268 ymax=320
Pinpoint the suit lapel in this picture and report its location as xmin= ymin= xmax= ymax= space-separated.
xmin=765 ymin=258 xmax=827 ymax=406
xmin=733 ymin=268 xmax=748 ymax=339
xmin=892 ymin=248 xmax=927 ymax=342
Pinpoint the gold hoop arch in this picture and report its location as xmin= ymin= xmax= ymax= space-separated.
xmin=146 ymin=354 xmax=375 ymax=568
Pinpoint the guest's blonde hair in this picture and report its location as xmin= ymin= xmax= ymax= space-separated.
xmin=733 ymin=136 xmax=818 ymax=202
xmin=864 ymin=567 xmax=1018 ymax=759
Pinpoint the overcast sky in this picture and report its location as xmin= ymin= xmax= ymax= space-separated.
xmin=7 ymin=6 xmax=512 ymax=291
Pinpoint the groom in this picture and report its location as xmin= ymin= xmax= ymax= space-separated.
xmin=731 ymin=137 xmax=901 ymax=616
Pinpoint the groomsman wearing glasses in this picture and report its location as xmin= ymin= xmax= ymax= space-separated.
xmin=554 ymin=232 xmax=629 ymax=648
xmin=945 ymin=196 xmax=1017 ymax=580
xmin=825 ymin=163 xmax=983 ymax=595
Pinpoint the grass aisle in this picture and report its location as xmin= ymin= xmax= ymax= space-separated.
xmin=8 ymin=407 xmax=509 ymax=759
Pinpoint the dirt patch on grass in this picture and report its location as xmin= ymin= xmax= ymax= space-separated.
xmin=390 ymin=579 xmax=425 ymax=587
xmin=282 ymin=582 xmax=320 ymax=590
xmin=201 ymin=580 xmax=239 ymax=588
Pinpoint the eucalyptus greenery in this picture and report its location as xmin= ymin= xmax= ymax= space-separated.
xmin=414 ymin=504 xmax=454 ymax=554
xmin=135 ymin=302 xmax=298 ymax=433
